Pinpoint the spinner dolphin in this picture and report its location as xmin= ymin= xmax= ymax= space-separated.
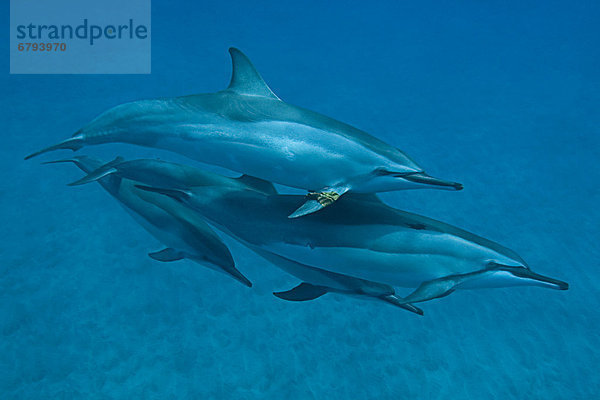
xmin=26 ymin=48 xmax=462 ymax=217
xmin=148 ymin=186 xmax=568 ymax=308
xmin=44 ymin=156 xmax=252 ymax=287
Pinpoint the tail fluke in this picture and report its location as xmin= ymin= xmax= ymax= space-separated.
xmin=25 ymin=136 xmax=84 ymax=160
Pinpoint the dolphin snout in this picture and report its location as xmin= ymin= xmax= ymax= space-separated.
xmin=504 ymin=266 xmax=569 ymax=290
xmin=401 ymin=172 xmax=463 ymax=191
xmin=524 ymin=271 xmax=569 ymax=290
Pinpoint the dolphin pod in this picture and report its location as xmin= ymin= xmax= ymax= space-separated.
xmin=26 ymin=47 xmax=462 ymax=218
xmin=54 ymin=157 xmax=568 ymax=315
xmin=31 ymin=48 xmax=568 ymax=316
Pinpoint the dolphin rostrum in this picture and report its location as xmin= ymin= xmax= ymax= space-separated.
xmin=26 ymin=47 xmax=462 ymax=217
xmin=44 ymin=156 xmax=252 ymax=287
xmin=86 ymin=158 xmax=566 ymax=312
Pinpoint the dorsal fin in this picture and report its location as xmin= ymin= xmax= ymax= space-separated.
xmin=227 ymin=47 xmax=279 ymax=100
xmin=236 ymin=174 xmax=277 ymax=194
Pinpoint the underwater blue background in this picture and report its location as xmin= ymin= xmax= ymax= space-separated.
xmin=2 ymin=1 xmax=599 ymax=398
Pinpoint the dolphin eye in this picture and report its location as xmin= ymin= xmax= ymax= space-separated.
xmin=373 ymin=168 xmax=409 ymax=177
xmin=373 ymin=168 xmax=415 ymax=178
xmin=407 ymin=223 xmax=427 ymax=230
xmin=373 ymin=168 xmax=391 ymax=176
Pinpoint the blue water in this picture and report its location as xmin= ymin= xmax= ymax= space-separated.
xmin=2 ymin=1 xmax=599 ymax=398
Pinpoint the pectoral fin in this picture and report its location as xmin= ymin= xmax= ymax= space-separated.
xmin=148 ymin=248 xmax=185 ymax=262
xmin=402 ymin=278 xmax=458 ymax=304
xmin=273 ymin=282 xmax=328 ymax=301
xmin=67 ymin=156 xmax=124 ymax=186
xmin=288 ymin=186 xmax=350 ymax=218
xmin=287 ymin=199 xmax=326 ymax=219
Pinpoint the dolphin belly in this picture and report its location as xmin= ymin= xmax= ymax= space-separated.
xmin=260 ymin=242 xmax=465 ymax=288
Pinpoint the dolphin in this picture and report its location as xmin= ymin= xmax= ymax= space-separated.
xmin=143 ymin=185 xmax=568 ymax=307
xmin=60 ymin=157 xmax=427 ymax=313
xmin=44 ymin=156 xmax=252 ymax=287
xmin=86 ymin=158 xmax=567 ymax=310
xmin=25 ymin=47 xmax=463 ymax=217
